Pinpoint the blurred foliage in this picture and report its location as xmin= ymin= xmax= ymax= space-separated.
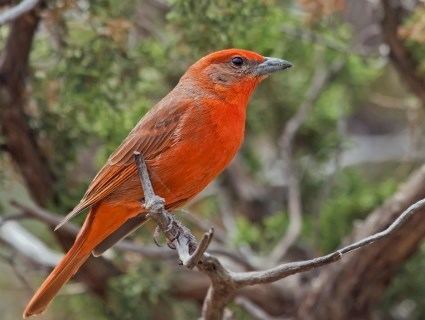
xmin=29 ymin=0 xmax=383 ymax=211
xmin=314 ymin=169 xmax=397 ymax=251
xmin=52 ymin=292 xmax=107 ymax=320
xmin=0 ymin=0 xmax=422 ymax=318
xmin=232 ymin=168 xmax=398 ymax=253
xmin=107 ymin=261 xmax=198 ymax=319
xmin=381 ymin=246 xmax=425 ymax=320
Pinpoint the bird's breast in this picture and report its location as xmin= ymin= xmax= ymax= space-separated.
xmin=149 ymin=102 xmax=246 ymax=205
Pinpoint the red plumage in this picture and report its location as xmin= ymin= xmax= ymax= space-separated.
xmin=23 ymin=48 xmax=291 ymax=318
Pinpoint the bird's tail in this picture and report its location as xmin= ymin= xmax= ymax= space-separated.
xmin=23 ymin=236 xmax=90 ymax=318
xmin=23 ymin=201 xmax=142 ymax=318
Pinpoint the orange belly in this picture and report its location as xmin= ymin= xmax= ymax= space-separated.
xmin=106 ymin=102 xmax=246 ymax=209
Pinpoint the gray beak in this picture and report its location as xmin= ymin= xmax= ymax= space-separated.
xmin=255 ymin=57 xmax=293 ymax=76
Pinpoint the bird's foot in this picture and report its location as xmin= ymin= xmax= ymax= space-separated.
xmin=165 ymin=215 xmax=181 ymax=250
xmin=152 ymin=215 xmax=181 ymax=249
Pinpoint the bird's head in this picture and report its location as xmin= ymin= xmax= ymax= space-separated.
xmin=182 ymin=49 xmax=292 ymax=104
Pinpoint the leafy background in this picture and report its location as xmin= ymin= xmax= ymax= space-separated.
xmin=0 ymin=0 xmax=424 ymax=319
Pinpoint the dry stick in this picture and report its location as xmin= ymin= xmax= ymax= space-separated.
xmin=232 ymin=198 xmax=425 ymax=286
xmin=132 ymin=151 xmax=425 ymax=319
xmin=0 ymin=0 xmax=39 ymax=25
xmin=185 ymin=228 xmax=214 ymax=269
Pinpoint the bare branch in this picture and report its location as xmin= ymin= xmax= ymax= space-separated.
xmin=233 ymin=198 xmax=425 ymax=286
xmin=0 ymin=0 xmax=39 ymax=25
xmin=185 ymin=228 xmax=214 ymax=269
xmin=338 ymin=198 xmax=425 ymax=255
xmin=132 ymin=149 xmax=425 ymax=319
xmin=299 ymin=164 xmax=425 ymax=318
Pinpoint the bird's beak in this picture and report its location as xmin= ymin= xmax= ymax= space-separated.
xmin=254 ymin=57 xmax=293 ymax=76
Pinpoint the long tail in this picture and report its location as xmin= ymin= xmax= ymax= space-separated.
xmin=23 ymin=201 xmax=142 ymax=318
xmin=23 ymin=232 xmax=90 ymax=318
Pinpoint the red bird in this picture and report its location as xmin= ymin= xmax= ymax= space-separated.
xmin=23 ymin=49 xmax=292 ymax=317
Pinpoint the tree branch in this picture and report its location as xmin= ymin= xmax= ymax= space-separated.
xmin=232 ymin=198 xmax=425 ymax=286
xmin=299 ymin=164 xmax=425 ymax=319
xmin=132 ymin=150 xmax=425 ymax=319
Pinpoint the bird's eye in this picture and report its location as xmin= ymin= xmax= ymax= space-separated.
xmin=231 ymin=56 xmax=244 ymax=67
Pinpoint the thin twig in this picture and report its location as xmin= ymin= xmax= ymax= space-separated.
xmin=233 ymin=198 xmax=425 ymax=286
xmin=337 ymin=198 xmax=425 ymax=255
xmin=132 ymin=149 xmax=425 ymax=319
xmin=185 ymin=228 xmax=214 ymax=269
xmin=0 ymin=0 xmax=39 ymax=25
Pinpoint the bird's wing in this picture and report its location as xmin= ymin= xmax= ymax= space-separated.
xmin=56 ymin=100 xmax=188 ymax=229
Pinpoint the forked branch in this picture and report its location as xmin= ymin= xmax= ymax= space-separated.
xmin=133 ymin=151 xmax=425 ymax=320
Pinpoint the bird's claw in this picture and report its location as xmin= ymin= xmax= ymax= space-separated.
xmin=166 ymin=240 xmax=176 ymax=250
xmin=165 ymin=216 xmax=181 ymax=249
xmin=152 ymin=216 xmax=181 ymax=249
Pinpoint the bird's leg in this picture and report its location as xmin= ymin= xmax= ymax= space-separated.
xmin=151 ymin=214 xmax=182 ymax=249
xmin=164 ymin=215 xmax=180 ymax=249
xmin=134 ymin=152 xmax=214 ymax=267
